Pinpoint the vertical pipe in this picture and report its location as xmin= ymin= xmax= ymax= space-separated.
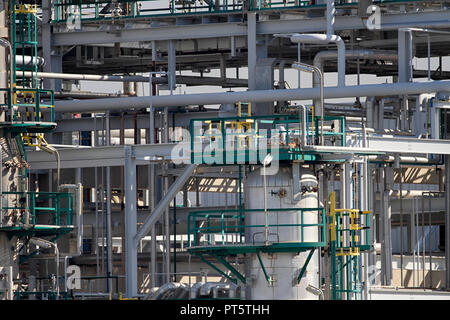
xmin=148 ymin=73 xmax=157 ymax=288
xmin=422 ymin=196 xmax=425 ymax=288
xmin=427 ymin=34 xmax=431 ymax=81
xmin=105 ymin=111 xmax=113 ymax=294
xmin=446 ymin=155 xmax=450 ymax=289
xmin=297 ymin=43 xmax=301 ymax=88
xmin=399 ymin=168 xmax=404 ymax=287
xmin=164 ymin=170 xmax=170 ymax=284
xmin=326 ymin=0 xmax=335 ymax=37
xmin=429 ymin=195 xmax=432 ymax=288
xmin=168 ymin=40 xmax=176 ymax=92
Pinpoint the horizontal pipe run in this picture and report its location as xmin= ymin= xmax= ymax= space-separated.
xmin=367 ymin=156 xmax=441 ymax=164
xmin=18 ymin=71 xmax=163 ymax=83
xmin=17 ymin=71 xmax=247 ymax=87
xmin=15 ymin=55 xmax=45 ymax=67
xmin=51 ymin=80 xmax=450 ymax=113
xmin=290 ymin=33 xmax=346 ymax=87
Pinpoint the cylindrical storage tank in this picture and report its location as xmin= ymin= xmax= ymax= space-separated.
xmin=244 ymin=165 xmax=320 ymax=299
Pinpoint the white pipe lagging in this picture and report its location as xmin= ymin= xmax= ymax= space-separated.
xmin=14 ymin=55 xmax=45 ymax=67
xmin=51 ymin=79 xmax=450 ymax=113
xmin=17 ymin=70 xmax=163 ymax=83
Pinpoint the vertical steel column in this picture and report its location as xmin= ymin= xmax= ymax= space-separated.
xmin=381 ymin=166 xmax=393 ymax=286
xmin=247 ymin=12 xmax=257 ymax=91
xmin=148 ymin=73 xmax=157 ymax=288
xmin=105 ymin=111 xmax=113 ymax=294
xmin=381 ymin=191 xmax=392 ymax=286
xmin=124 ymin=146 xmax=137 ymax=298
xmin=168 ymin=40 xmax=176 ymax=92
xmin=445 ymin=155 xmax=450 ymax=289
xmin=398 ymin=30 xmax=413 ymax=83
xmin=398 ymin=30 xmax=412 ymax=132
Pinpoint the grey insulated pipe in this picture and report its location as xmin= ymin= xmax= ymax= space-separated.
xmin=326 ymin=0 xmax=336 ymax=37
xmin=313 ymin=50 xmax=398 ymax=72
xmin=51 ymin=79 xmax=450 ymax=113
xmin=313 ymin=50 xmax=398 ymax=121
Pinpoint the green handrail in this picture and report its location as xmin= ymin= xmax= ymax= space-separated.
xmin=187 ymin=207 xmax=326 ymax=248
xmin=50 ymin=0 xmax=422 ymax=22
xmin=1 ymin=191 xmax=74 ymax=228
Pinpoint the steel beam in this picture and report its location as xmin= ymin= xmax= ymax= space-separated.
xmin=51 ymin=11 xmax=450 ymax=46
xmin=53 ymin=111 xmax=223 ymax=133
xmin=52 ymin=80 xmax=450 ymax=113
xmin=367 ymin=136 xmax=450 ymax=155
xmin=247 ymin=12 xmax=257 ymax=91
xmin=26 ymin=143 xmax=190 ymax=170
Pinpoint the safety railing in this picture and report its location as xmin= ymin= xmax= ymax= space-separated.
xmin=187 ymin=207 xmax=326 ymax=248
xmin=51 ymin=0 xmax=420 ymax=22
xmin=328 ymin=191 xmax=371 ymax=300
xmin=0 ymin=191 xmax=74 ymax=228
xmin=332 ymin=208 xmax=371 ymax=256
xmin=0 ymin=88 xmax=55 ymax=125
xmin=190 ymin=114 xmax=345 ymax=164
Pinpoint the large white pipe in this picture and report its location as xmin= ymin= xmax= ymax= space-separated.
xmin=52 ymin=79 xmax=450 ymax=113
xmin=14 ymin=55 xmax=45 ymax=67
xmin=18 ymin=71 xmax=160 ymax=83
xmin=290 ymin=34 xmax=346 ymax=86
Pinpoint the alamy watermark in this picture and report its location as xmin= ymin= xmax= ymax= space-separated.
xmin=365 ymin=5 xmax=381 ymax=30
xmin=66 ymin=265 xmax=81 ymax=290
xmin=66 ymin=5 xmax=81 ymax=31
xmin=170 ymin=123 xmax=289 ymax=175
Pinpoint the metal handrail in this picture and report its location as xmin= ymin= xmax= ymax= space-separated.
xmin=51 ymin=0 xmax=423 ymax=22
xmin=190 ymin=114 xmax=345 ymax=164
xmin=1 ymin=191 xmax=74 ymax=227
xmin=187 ymin=207 xmax=326 ymax=248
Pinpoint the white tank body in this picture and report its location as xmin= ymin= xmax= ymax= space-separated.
xmin=244 ymin=165 xmax=320 ymax=300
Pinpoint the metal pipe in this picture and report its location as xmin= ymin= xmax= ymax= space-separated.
xmin=52 ymin=80 xmax=450 ymax=113
xmin=299 ymin=104 xmax=307 ymax=147
xmin=289 ymin=33 xmax=346 ymax=87
xmin=105 ymin=111 xmax=113 ymax=294
xmin=14 ymin=55 xmax=45 ymax=67
xmin=0 ymin=38 xmax=14 ymax=96
xmin=313 ymin=50 xmax=397 ymax=71
xmin=367 ymin=155 xmax=440 ymax=164
xmin=292 ymin=62 xmax=324 ymax=145
xmin=326 ymin=0 xmax=335 ymax=37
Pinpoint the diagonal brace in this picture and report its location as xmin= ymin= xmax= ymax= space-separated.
xmin=297 ymin=248 xmax=315 ymax=284
xmin=217 ymin=256 xmax=246 ymax=284
xmin=196 ymin=254 xmax=237 ymax=284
